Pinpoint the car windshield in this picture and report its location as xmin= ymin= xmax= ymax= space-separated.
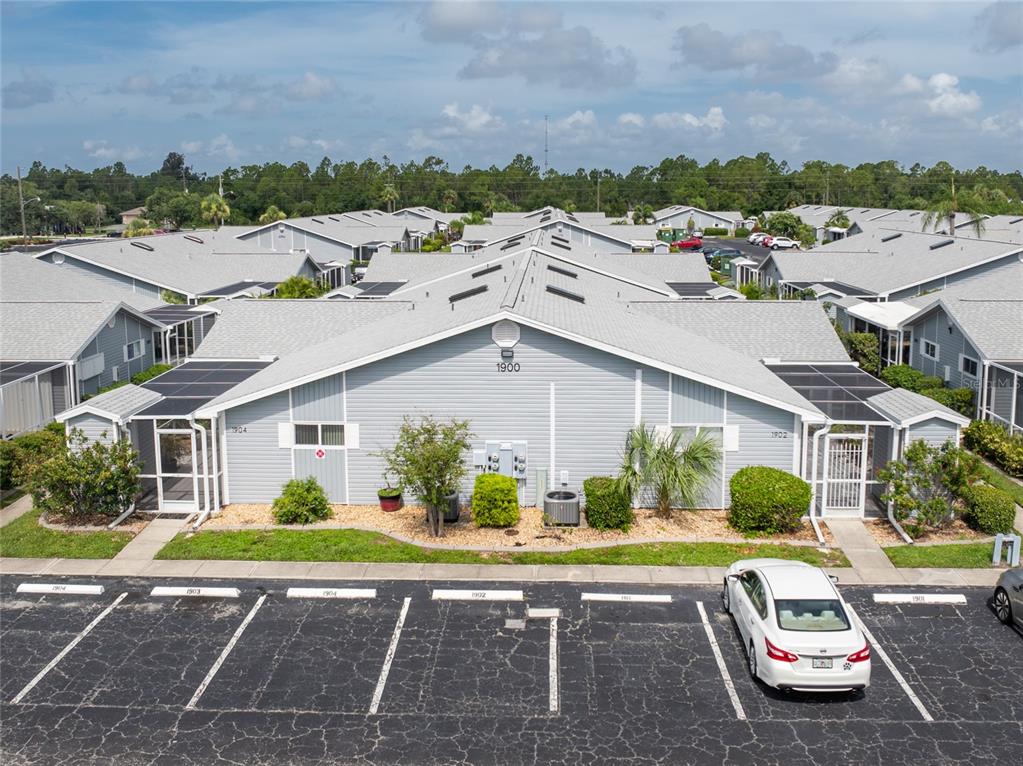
xmin=774 ymin=599 xmax=850 ymax=631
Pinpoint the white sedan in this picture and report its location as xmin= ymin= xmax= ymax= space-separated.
xmin=722 ymin=559 xmax=871 ymax=692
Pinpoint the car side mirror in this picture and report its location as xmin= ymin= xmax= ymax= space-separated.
xmin=727 ymin=574 xmax=741 ymax=581
xmin=828 ymin=575 xmax=840 ymax=584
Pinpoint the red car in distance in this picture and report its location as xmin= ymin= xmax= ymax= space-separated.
xmin=671 ymin=235 xmax=703 ymax=250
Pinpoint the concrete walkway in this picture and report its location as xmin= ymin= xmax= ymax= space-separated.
xmin=825 ymin=519 xmax=902 ymax=585
xmin=0 ymin=494 xmax=34 ymax=529
xmin=110 ymin=517 xmax=187 ymax=563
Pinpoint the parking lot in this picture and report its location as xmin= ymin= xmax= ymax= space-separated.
xmin=1 ymin=577 xmax=1020 ymax=765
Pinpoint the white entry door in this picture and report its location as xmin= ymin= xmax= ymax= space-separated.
xmin=823 ymin=434 xmax=868 ymax=516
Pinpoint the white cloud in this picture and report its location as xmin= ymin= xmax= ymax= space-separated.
xmin=181 ymin=140 xmax=204 ymax=154
xmin=746 ymin=114 xmax=777 ymax=130
xmin=285 ymin=72 xmax=335 ymax=101
xmin=892 ymin=73 xmax=924 ymax=94
xmin=117 ymin=73 xmax=159 ymax=95
xmin=554 ymin=110 xmax=597 ymax=132
xmin=207 ymin=133 xmax=240 ymax=161
xmin=441 ymin=102 xmax=503 ymax=132
xmin=673 ymin=23 xmax=838 ymax=80
xmin=651 ymin=107 xmax=726 ymax=132
xmin=974 ymin=1 xmax=1023 ymax=52
xmin=617 ymin=112 xmax=645 ymax=128
xmin=926 ymin=73 xmax=981 ymax=115
xmin=83 ymin=140 xmax=144 ymax=161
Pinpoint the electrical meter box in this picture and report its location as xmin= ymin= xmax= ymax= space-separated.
xmin=473 ymin=441 xmax=527 ymax=479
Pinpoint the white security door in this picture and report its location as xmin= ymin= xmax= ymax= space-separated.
xmin=823 ymin=435 xmax=868 ymax=516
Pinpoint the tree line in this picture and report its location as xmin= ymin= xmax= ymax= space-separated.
xmin=2 ymin=151 xmax=1021 ymax=236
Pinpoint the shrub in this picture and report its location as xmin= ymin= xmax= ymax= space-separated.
xmin=881 ymin=364 xmax=925 ymax=391
xmin=918 ymin=387 xmax=974 ymax=417
xmin=471 ymin=473 xmax=519 ymax=528
xmin=0 ymin=441 xmax=16 ymax=491
xmin=962 ymin=485 xmax=1016 ymax=534
xmin=919 ymin=375 xmax=944 ymax=391
xmin=131 ymin=364 xmax=172 ymax=385
xmin=735 ymin=227 xmax=750 ymax=238
xmin=1 ymin=426 xmax=67 ymax=489
xmin=739 ymin=282 xmax=763 ymax=300
xmin=878 ymin=439 xmax=981 ymax=538
xmin=728 ymin=466 xmax=811 ymax=534
xmin=843 ymin=332 xmax=881 ymax=375
xmin=23 ymin=429 xmax=141 ymax=521
xmin=963 ymin=420 xmax=1023 ymax=477
xmin=703 ymin=227 xmax=728 ymax=236
xmin=583 ymin=476 xmax=634 ymax=531
xmin=272 ymin=476 xmax=332 ymax=524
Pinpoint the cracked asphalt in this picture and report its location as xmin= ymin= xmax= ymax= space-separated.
xmin=1 ymin=577 xmax=1019 ymax=765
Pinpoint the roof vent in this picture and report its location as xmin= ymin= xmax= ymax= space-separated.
xmin=929 ymin=239 xmax=953 ymax=250
xmin=547 ymin=264 xmax=577 ymax=278
xmin=492 ymin=319 xmax=520 ymax=348
xmin=880 ymin=232 xmax=902 ymax=242
xmin=131 ymin=241 xmax=155 ymax=252
xmin=1009 ymin=217 xmax=1023 ymax=225
xmin=546 ymin=285 xmax=585 ymax=303
xmin=183 ymin=234 xmax=204 ymax=244
xmin=311 ymin=218 xmax=324 ymax=224
xmin=449 ymin=285 xmax=488 ymax=303
xmin=328 ymin=216 xmax=340 ymax=222
xmin=472 ymin=264 xmax=502 ymax=278
xmin=909 ymin=211 xmax=920 ymax=217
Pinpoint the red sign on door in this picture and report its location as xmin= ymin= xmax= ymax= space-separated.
xmin=314 ymin=448 xmax=326 ymax=459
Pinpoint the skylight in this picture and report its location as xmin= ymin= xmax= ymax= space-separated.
xmin=929 ymin=239 xmax=953 ymax=250
xmin=472 ymin=264 xmax=502 ymax=278
xmin=547 ymin=264 xmax=577 ymax=278
xmin=546 ymin=285 xmax=584 ymax=303
xmin=880 ymin=232 xmax=902 ymax=242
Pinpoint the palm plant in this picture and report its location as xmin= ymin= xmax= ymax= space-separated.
xmin=632 ymin=203 xmax=654 ymax=224
xmin=379 ymin=183 xmax=399 ymax=213
xmin=259 ymin=205 xmax=287 ymax=224
xmin=824 ymin=208 xmax=850 ymax=229
xmin=615 ymin=424 xmax=721 ymax=519
xmin=921 ymin=178 xmax=985 ymax=238
xmin=441 ymin=189 xmax=457 ymax=213
xmin=200 ymin=194 xmax=230 ymax=227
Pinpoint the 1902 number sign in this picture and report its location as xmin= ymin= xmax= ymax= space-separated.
xmin=496 ymin=362 xmax=521 ymax=373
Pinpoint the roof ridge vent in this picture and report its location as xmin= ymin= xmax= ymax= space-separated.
xmin=131 ymin=241 xmax=155 ymax=252
xmin=183 ymin=234 xmax=204 ymax=244
xmin=546 ymin=284 xmax=585 ymax=303
xmin=928 ymin=239 xmax=953 ymax=250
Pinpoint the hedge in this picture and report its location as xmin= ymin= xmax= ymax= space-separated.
xmin=963 ymin=485 xmax=1016 ymax=534
xmin=0 ymin=423 xmax=66 ymax=491
xmin=471 ymin=473 xmax=519 ymax=527
xmin=728 ymin=466 xmax=811 ymax=534
xmin=735 ymin=227 xmax=751 ymax=238
xmin=918 ymin=387 xmax=974 ymax=417
xmin=702 ymin=227 xmax=728 ymax=236
xmin=963 ymin=420 xmax=1023 ymax=477
xmin=272 ymin=476 xmax=332 ymax=524
xmin=583 ymin=476 xmax=633 ymax=531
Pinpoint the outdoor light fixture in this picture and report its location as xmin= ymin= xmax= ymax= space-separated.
xmin=501 ymin=349 xmax=514 ymax=359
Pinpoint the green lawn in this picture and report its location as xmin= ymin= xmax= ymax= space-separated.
xmin=156 ymin=528 xmax=848 ymax=567
xmin=885 ymin=542 xmax=995 ymax=569
xmin=0 ymin=508 xmax=134 ymax=559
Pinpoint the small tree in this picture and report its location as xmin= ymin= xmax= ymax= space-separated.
xmin=616 ymin=424 xmax=721 ymax=519
xmin=441 ymin=189 xmax=458 ymax=213
xmin=259 ymin=205 xmax=288 ymax=224
xmin=270 ymin=275 xmax=327 ymax=299
xmin=632 ymin=204 xmax=654 ymax=225
xmin=379 ymin=416 xmax=472 ymax=537
xmin=23 ymin=429 xmax=141 ymax=521
xmin=123 ymin=217 xmax=155 ymax=237
xmin=878 ymin=439 xmax=980 ymax=538
xmin=379 ymin=183 xmax=399 ymax=213
xmin=825 ymin=208 xmax=850 ymax=229
xmin=200 ymin=193 xmax=230 ymax=227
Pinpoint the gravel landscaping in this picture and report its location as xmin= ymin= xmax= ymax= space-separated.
xmin=864 ymin=517 xmax=994 ymax=547
xmin=201 ymin=503 xmax=836 ymax=550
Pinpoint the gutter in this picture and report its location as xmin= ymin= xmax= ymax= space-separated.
xmin=808 ymin=424 xmax=831 ymax=546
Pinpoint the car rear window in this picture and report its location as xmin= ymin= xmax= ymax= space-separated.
xmin=774 ymin=599 xmax=850 ymax=631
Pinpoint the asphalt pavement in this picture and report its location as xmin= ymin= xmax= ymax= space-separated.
xmin=1 ymin=576 xmax=1020 ymax=765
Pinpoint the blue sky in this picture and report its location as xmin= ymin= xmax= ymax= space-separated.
xmin=2 ymin=0 xmax=1021 ymax=174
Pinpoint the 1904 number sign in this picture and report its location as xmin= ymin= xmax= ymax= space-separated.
xmin=496 ymin=362 xmax=521 ymax=373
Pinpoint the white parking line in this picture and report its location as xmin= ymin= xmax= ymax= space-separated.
xmin=695 ymin=601 xmax=746 ymax=721
xmin=11 ymin=592 xmax=127 ymax=704
xmin=17 ymin=583 xmax=105 ymax=596
xmin=581 ymin=593 xmax=672 ymax=603
xmin=369 ymin=597 xmax=411 ymax=715
xmin=873 ymin=593 xmax=966 ymax=605
xmin=286 ymin=587 xmax=376 ymax=599
xmin=432 ymin=589 xmax=523 ymax=601
xmin=548 ymin=616 xmax=559 ymax=713
xmin=528 ymin=607 xmax=561 ymax=619
xmin=151 ymin=586 xmax=240 ymax=599
xmin=855 ymin=618 xmax=933 ymax=722
xmin=186 ymin=594 xmax=266 ymax=710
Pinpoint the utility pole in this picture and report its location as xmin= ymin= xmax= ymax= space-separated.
xmin=544 ymin=115 xmax=549 ymax=174
xmin=824 ymin=168 xmax=830 ymax=206
xmin=181 ymin=165 xmax=188 ymax=194
xmin=16 ymin=165 xmax=28 ymax=245
xmin=218 ymin=174 xmax=225 ymax=227
xmin=596 ymin=176 xmax=601 ymax=212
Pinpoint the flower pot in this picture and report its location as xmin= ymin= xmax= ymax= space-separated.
xmin=378 ymin=491 xmax=403 ymax=512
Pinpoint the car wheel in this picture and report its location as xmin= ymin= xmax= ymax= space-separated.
xmin=771 ymin=244 xmax=778 ymax=249
xmin=722 ymin=580 xmax=730 ymax=612
xmin=748 ymin=640 xmax=758 ymax=680
xmin=994 ymin=587 xmax=1013 ymax=625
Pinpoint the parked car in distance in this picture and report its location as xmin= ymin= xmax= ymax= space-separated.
xmin=723 ymin=559 xmax=871 ymax=692
xmin=770 ymin=236 xmax=800 ymax=250
xmin=993 ymin=566 xmax=1023 ymax=629
xmin=705 ymin=247 xmax=742 ymax=264
xmin=748 ymin=232 xmax=768 ymax=244
xmin=760 ymin=235 xmax=774 ymax=248
xmin=691 ymin=229 xmax=704 ymax=238
xmin=671 ymin=235 xmax=703 ymax=250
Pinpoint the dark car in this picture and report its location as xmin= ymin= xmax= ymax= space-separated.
xmin=705 ymin=247 xmax=742 ymax=265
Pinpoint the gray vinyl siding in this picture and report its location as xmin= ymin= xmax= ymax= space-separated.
xmin=43 ymin=254 xmax=162 ymax=299
xmin=67 ymin=413 xmax=116 ymax=445
xmin=224 ymin=391 xmax=292 ymax=503
xmin=49 ymin=368 xmax=69 ymax=415
xmin=655 ymin=212 xmax=735 ymax=232
xmin=640 ymin=369 xmax=670 ymax=426
xmin=907 ymin=306 xmax=982 ymax=398
xmin=344 ymin=325 xmax=661 ymax=506
xmin=240 ymin=226 xmax=356 ymax=262
xmin=294 ymin=449 xmax=346 ymax=502
xmin=724 ymin=393 xmax=797 ymax=505
xmin=907 ymin=417 xmax=958 ymax=448
xmin=292 ymin=373 xmax=344 ymax=421
xmin=888 ymin=254 xmax=1022 ymax=300
xmin=75 ymin=311 xmax=157 ymax=396
xmin=672 ymin=377 xmax=725 ymax=423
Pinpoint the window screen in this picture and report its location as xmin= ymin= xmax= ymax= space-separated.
xmin=295 ymin=424 xmax=318 ymax=445
xmin=321 ymin=424 xmax=344 ymax=446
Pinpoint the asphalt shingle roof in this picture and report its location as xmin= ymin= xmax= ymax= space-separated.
xmin=865 ymin=388 xmax=968 ymax=425
xmin=60 ymin=384 xmax=163 ymax=421
xmin=0 ymin=302 xmax=146 ymax=360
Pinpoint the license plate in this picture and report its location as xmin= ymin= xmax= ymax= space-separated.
xmin=812 ymin=658 xmax=833 ymax=669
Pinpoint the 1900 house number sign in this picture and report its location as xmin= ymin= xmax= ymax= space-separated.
xmin=496 ymin=362 xmax=521 ymax=372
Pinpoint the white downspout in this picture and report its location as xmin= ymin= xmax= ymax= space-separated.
xmin=808 ymin=424 xmax=831 ymax=546
xmin=887 ymin=427 xmax=914 ymax=544
xmin=210 ymin=414 xmax=221 ymax=517
xmin=190 ymin=419 xmax=211 ymax=530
